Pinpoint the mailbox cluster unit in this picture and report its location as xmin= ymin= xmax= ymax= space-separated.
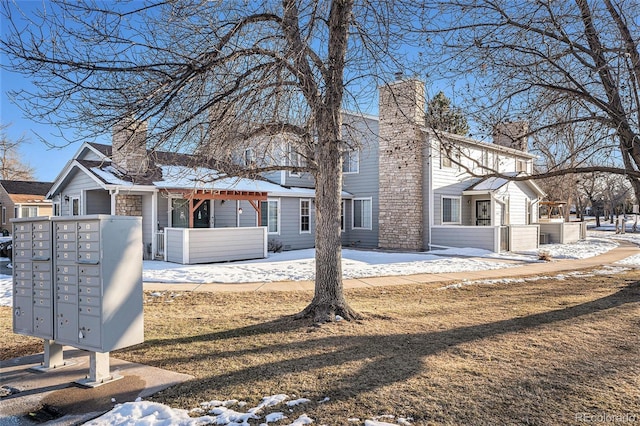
xmin=12 ymin=215 xmax=143 ymax=357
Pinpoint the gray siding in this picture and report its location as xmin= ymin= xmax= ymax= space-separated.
xmin=59 ymin=170 xmax=102 ymax=216
xmin=270 ymin=197 xmax=315 ymax=250
xmin=283 ymin=172 xmax=314 ymax=188
xmin=85 ymin=189 xmax=111 ymax=215
xmin=431 ymin=226 xmax=497 ymax=251
xmin=165 ymin=228 xmax=185 ymax=263
xmin=213 ymin=200 xmax=238 ymax=227
xmin=341 ymin=115 xmax=379 ymax=248
xmin=165 ymin=227 xmax=266 ymax=264
xmin=158 ymin=196 xmax=169 ymax=229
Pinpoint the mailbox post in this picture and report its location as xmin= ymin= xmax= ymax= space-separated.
xmin=12 ymin=215 xmax=144 ymax=387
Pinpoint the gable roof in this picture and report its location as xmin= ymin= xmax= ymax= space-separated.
xmin=0 ymin=180 xmax=53 ymax=196
xmin=48 ymin=142 xmax=339 ymax=199
xmin=0 ymin=180 xmax=53 ymax=205
xmin=463 ymin=173 xmax=545 ymax=197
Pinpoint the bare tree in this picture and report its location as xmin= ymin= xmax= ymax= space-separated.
xmin=0 ymin=124 xmax=34 ymax=180
xmin=0 ymin=0 xmax=424 ymax=321
xmin=420 ymin=0 xmax=640 ymax=201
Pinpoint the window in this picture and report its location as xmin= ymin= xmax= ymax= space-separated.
xmin=71 ymin=198 xmax=80 ymax=216
xmin=300 ymin=199 xmax=311 ymax=233
xmin=516 ymin=159 xmax=527 ymax=172
xmin=243 ymin=148 xmax=255 ymax=166
xmin=53 ymin=203 xmax=60 ymax=217
xmin=341 ymin=200 xmax=345 ymax=232
xmin=1 ymin=207 xmax=5 ymax=224
xmin=171 ymin=199 xmax=189 ymax=228
xmin=342 ymin=149 xmax=359 ymax=173
xmin=287 ymin=144 xmax=306 ymax=176
xmin=260 ymin=199 xmax=280 ymax=233
xmin=352 ymin=198 xmax=372 ymax=230
xmin=441 ymin=146 xmax=452 ymax=168
xmin=442 ymin=196 xmax=461 ymax=224
xmin=21 ymin=206 xmax=38 ymax=218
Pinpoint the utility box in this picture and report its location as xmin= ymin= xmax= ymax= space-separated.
xmin=12 ymin=214 xmax=144 ymax=352
xmin=12 ymin=218 xmax=54 ymax=339
xmin=52 ymin=215 xmax=144 ymax=352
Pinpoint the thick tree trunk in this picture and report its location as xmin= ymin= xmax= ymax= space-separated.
xmin=295 ymin=139 xmax=360 ymax=322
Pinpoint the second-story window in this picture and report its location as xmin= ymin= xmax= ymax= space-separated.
xmin=287 ymin=144 xmax=306 ymax=176
xmin=243 ymin=148 xmax=255 ymax=166
xmin=342 ymin=149 xmax=359 ymax=173
xmin=516 ymin=159 xmax=528 ymax=173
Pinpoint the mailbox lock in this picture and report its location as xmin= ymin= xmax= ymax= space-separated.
xmin=14 ymin=308 xmax=21 ymax=317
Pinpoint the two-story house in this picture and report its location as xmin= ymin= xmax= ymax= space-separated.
xmin=46 ymin=79 xmax=544 ymax=263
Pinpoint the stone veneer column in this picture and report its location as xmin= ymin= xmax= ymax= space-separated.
xmin=378 ymin=79 xmax=425 ymax=250
xmin=115 ymin=194 xmax=143 ymax=217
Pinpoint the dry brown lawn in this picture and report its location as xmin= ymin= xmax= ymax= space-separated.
xmin=2 ymin=268 xmax=640 ymax=425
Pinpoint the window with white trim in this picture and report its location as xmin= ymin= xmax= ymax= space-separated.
xmin=352 ymin=198 xmax=372 ymax=230
xmin=21 ymin=206 xmax=38 ymax=218
xmin=260 ymin=199 xmax=280 ymax=234
xmin=287 ymin=144 xmax=306 ymax=176
xmin=53 ymin=203 xmax=60 ymax=217
xmin=442 ymin=196 xmax=461 ymax=224
xmin=342 ymin=149 xmax=359 ymax=173
xmin=516 ymin=159 xmax=527 ymax=172
xmin=341 ymin=200 xmax=345 ymax=232
xmin=300 ymin=199 xmax=311 ymax=233
xmin=243 ymin=148 xmax=255 ymax=166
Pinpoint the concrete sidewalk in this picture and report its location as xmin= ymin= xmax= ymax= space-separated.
xmin=144 ymin=240 xmax=640 ymax=293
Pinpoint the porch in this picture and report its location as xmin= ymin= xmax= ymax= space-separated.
xmin=431 ymin=224 xmax=540 ymax=253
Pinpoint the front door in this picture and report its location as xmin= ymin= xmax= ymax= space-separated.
xmin=193 ymin=200 xmax=210 ymax=228
xmin=476 ymin=200 xmax=491 ymax=226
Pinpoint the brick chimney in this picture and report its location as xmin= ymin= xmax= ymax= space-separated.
xmin=112 ymin=119 xmax=149 ymax=176
xmin=378 ymin=78 xmax=426 ymax=250
xmin=493 ymin=121 xmax=529 ymax=152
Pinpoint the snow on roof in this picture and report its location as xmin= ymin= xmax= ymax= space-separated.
xmin=88 ymin=163 xmax=345 ymax=198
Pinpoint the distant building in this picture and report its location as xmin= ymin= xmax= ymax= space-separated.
xmin=0 ymin=180 xmax=53 ymax=230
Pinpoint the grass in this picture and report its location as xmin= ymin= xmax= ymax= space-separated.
xmin=2 ymin=268 xmax=640 ymax=425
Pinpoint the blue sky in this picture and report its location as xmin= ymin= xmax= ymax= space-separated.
xmin=0 ymin=1 xmax=110 ymax=182
xmin=1 ymin=68 xmax=106 ymax=182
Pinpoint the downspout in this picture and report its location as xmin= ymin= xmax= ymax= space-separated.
xmin=109 ymin=188 xmax=120 ymax=215
xmin=151 ymin=190 xmax=158 ymax=259
xmin=428 ymin=136 xmax=434 ymax=250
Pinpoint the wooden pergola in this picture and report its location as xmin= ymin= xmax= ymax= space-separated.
xmin=164 ymin=188 xmax=268 ymax=228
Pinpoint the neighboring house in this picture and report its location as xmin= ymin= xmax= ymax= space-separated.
xmin=0 ymin=180 xmax=53 ymax=230
xmin=47 ymin=78 xmax=546 ymax=263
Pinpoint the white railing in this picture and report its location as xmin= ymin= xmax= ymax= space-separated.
xmin=155 ymin=231 xmax=165 ymax=260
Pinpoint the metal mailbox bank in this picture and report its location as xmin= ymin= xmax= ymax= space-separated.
xmin=12 ymin=215 xmax=144 ymax=387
